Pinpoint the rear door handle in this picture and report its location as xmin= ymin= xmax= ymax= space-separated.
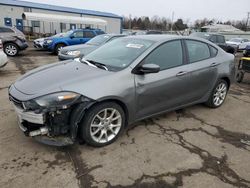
xmin=210 ymin=62 xmax=219 ymax=67
xmin=176 ymin=71 xmax=188 ymax=77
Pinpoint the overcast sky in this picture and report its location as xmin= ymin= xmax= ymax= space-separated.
xmin=25 ymin=0 xmax=249 ymax=23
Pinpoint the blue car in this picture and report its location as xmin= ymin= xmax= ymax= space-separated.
xmin=43 ymin=29 xmax=105 ymax=54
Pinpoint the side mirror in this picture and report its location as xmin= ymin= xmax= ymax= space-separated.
xmin=136 ymin=64 xmax=160 ymax=74
xmin=70 ymin=35 xmax=75 ymax=39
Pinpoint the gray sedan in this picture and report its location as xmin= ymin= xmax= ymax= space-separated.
xmin=58 ymin=34 xmax=126 ymax=60
xmin=9 ymin=35 xmax=235 ymax=147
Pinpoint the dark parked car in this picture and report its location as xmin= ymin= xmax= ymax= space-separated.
xmin=190 ymin=32 xmax=235 ymax=54
xmin=0 ymin=26 xmax=28 ymax=56
xmin=58 ymin=34 xmax=126 ymax=60
xmin=43 ymin=28 xmax=105 ymax=54
xmin=9 ymin=35 xmax=235 ymax=147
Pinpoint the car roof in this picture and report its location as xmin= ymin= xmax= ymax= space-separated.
xmin=121 ymin=34 xmax=219 ymax=48
xmin=125 ymin=34 xmax=180 ymax=42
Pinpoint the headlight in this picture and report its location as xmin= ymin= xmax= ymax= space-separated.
xmin=66 ymin=50 xmax=81 ymax=57
xmin=23 ymin=92 xmax=81 ymax=111
xmin=46 ymin=39 xmax=53 ymax=44
xmin=34 ymin=92 xmax=80 ymax=109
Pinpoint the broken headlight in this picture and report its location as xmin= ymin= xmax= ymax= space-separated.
xmin=23 ymin=92 xmax=81 ymax=110
xmin=35 ymin=92 xmax=80 ymax=108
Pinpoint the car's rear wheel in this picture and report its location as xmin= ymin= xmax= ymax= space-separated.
xmin=55 ymin=44 xmax=65 ymax=55
xmin=4 ymin=43 xmax=19 ymax=56
xmin=205 ymin=79 xmax=228 ymax=108
xmin=80 ymin=102 xmax=125 ymax=147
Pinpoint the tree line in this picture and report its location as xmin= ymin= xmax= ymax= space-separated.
xmin=122 ymin=16 xmax=249 ymax=31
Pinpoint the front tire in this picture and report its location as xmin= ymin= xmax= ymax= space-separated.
xmin=4 ymin=43 xmax=19 ymax=56
xmin=80 ymin=102 xmax=125 ymax=147
xmin=205 ymin=79 xmax=228 ymax=108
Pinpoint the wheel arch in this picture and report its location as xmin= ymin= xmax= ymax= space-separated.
xmin=3 ymin=42 xmax=20 ymax=49
xmin=220 ymin=76 xmax=231 ymax=89
xmin=95 ymin=98 xmax=130 ymax=127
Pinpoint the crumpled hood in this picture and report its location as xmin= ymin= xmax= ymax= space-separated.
xmin=13 ymin=60 xmax=111 ymax=98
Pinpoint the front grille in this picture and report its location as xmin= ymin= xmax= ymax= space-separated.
xmin=9 ymin=95 xmax=24 ymax=109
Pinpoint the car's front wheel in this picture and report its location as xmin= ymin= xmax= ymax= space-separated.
xmin=80 ymin=102 xmax=125 ymax=147
xmin=4 ymin=43 xmax=19 ymax=56
xmin=205 ymin=79 xmax=228 ymax=108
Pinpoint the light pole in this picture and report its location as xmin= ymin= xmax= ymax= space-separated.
xmin=171 ymin=11 xmax=175 ymax=34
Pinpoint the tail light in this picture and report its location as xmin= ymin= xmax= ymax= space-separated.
xmin=0 ymin=39 xmax=2 ymax=49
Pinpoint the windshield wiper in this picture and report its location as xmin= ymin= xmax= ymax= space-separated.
xmin=86 ymin=59 xmax=109 ymax=71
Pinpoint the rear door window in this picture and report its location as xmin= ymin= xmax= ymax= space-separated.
xmin=144 ymin=40 xmax=183 ymax=70
xmin=186 ymin=40 xmax=210 ymax=63
xmin=209 ymin=45 xmax=218 ymax=57
xmin=84 ymin=31 xmax=95 ymax=38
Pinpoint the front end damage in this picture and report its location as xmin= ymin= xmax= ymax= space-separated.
xmin=9 ymin=91 xmax=94 ymax=146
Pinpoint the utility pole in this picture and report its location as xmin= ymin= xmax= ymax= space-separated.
xmin=171 ymin=11 xmax=175 ymax=34
xmin=129 ymin=14 xmax=132 ymax=30
xmin=246 ymin=12 xmax=250 ymax=31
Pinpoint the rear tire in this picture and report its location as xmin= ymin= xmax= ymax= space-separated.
xmin=205 ymin=79 xmax=228 ymax=108
xmin=4 ymin=43 xmax=19 ymax=56
xmin=80 ymin=102 xmax=125 ymax=147
xmin=54 ymin=43 xmax=65 ymax=55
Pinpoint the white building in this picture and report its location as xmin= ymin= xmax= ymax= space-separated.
xmin=0 ymin=0 xmax=122 ymax=35
xmin=201 ymin=24 xmax=243 ymax=33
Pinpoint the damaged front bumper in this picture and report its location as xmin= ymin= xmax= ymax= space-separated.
xmin=10 ymin=95 xmax=94 ymax=146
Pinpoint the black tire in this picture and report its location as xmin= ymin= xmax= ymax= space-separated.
xmin=236 ymin=71 xmax=244 ymax=83
xmin=54 ymin=43 xmax=65 ymax=55
xmin=4 ymin=43 xmax=19 ymax=56
xmin=205 ymin=79 xmax=228 ymax=108
xmin=80 ymin=102 xmax=125 ymax=147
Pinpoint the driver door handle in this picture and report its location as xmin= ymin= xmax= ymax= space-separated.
xmin=210 ymin=62 xmax=219 ymax=67
xmin=176 ymin=71 xmax=188 ymax=77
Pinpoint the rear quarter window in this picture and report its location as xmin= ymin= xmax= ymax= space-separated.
xmin=209 ymin=45 xmax=218 ymax=57
xmin=186 ymin=40 xmax=211 ymax=63
xmin=84 ymin=31 xmax=95 ymax=38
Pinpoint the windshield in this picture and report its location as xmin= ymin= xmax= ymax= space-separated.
xmin=63 ymin=30 xmax=74 ymax=37
xmin=52 ymin=33 xmax=66 ymax=38
xmin=84 ymin=37 xmax=155 ymax=71
xmin=86 ymin=35 xmax=111 ymax=46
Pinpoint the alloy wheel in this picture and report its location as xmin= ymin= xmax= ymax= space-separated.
xmin=5 ymin=44 xmax=17 ymax=56
xmin=90 ymin=108 xmax=122 ymax=144
xmin=213 ymin=82 xmax=227 ymax=106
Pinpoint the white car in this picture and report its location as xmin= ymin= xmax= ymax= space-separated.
xmin=33 ymin=38 xmax=45 ymax=49
xmin=226 ymin=38 xmax=249 ymax=48
xmin=239 ymin=42 xmax=250 ymax=51
xmin=0 ymin=40 xmax=8 ymax=68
